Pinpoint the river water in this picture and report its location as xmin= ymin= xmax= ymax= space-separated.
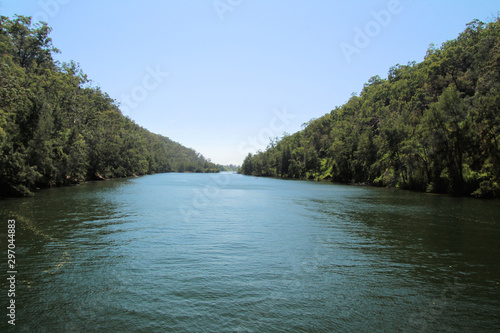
xmin=1 ymin=172 xmax=499 ymax=332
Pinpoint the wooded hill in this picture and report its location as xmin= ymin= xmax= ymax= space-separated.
xmin=0 ymin=15 xmax=220 ymax=197
xmin=241 ymin=18 xmax=500 ymax=198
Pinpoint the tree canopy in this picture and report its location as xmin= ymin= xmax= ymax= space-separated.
xmin=0 ymin=15 xmax=220 ymax=197
xmin=241 ymin=18 xmax=500 ymax=198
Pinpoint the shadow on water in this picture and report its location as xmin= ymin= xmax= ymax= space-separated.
xmin=0 ymin=178 xmax=137 ymax=332
xmin=295 ymin=187 xmax=500 ymax=331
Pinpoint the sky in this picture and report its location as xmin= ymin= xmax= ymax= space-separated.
xmin=1 ymin=0 xmax=499 ymax=165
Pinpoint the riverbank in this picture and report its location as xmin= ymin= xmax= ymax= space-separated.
xmin=0 ymin=170 xmax=221 ymax=199
xmin=239 ymin=172 xmax=499 ymax=200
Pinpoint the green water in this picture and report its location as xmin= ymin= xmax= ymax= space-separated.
xmin=1 ymin=173 xmax=499 ymax=332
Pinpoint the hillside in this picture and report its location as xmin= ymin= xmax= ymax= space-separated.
xmin=0 ymin=15 xmax=220 ymax=197
xmin=241 ymin=18 xmax=500 ymax=198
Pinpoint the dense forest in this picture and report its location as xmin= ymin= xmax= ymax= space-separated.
xmin=0 ymin=15 xmax=220 ymax=197
xmin=241 ymin=18 xmax=500 ymax=198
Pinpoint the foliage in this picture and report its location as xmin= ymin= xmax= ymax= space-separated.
xmin=221 ymin=164 xmax=240 ymax=172
xmin=0 ymin=15 xmax=220 ymax=197
xmin=241 ymin=18 xmax=500 ymax=198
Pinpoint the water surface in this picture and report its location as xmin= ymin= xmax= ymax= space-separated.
xmin=1 ymin=173 xmax=499 ymax=332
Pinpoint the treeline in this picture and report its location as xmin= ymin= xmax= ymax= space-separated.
xmin=0 ymin=15 xmax=220 ymax=197
xmin=222 ymin=164 xmax=240 ymax=172
xmin=241 ymin=18 xmax=500 ymax=198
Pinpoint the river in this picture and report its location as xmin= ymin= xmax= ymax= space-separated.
xmin=1 ymin=172 xmax=499 ymax=332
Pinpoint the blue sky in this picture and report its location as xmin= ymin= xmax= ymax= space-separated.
xmin=1 ymin=1 xmax=498 ymax=165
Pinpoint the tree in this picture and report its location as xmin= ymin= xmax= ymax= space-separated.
xmin=0 ymin=15 xmax=221 ymax=197
xmin=240 ymin=17 xmax=500 ymax=198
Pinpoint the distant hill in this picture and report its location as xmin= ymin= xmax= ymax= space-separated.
xmin=241 ymin=18 xmax=500 ymax=198
xmin=0 ymin=15 xmax=220 ymax=197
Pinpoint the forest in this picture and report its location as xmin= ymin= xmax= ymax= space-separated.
xmin=0 ymin=15 xmax=220 ymax=197
xmin=241 ymin=18 xmax=500 ymax=198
